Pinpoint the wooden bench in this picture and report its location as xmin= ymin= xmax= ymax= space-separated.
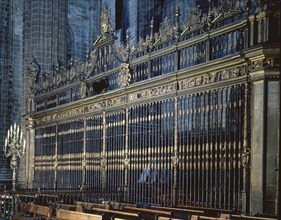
xmin=91 ymin=207 xmax=140 ymax=219
xmin=176 ymin=205 xmax=233 ymax=218
xmin=54 ymin=203 xmax=83 ymax=212
xmin=191 ymin=215 xmax=226 ymax=220
xmin=226 ymin=214 xmax=278 ymax=220
xmin=150 ymin=205 xmax=204 ymax=219
xmin=13 ymin=203 xmax=52 ymax=220
xmin=56 ymin=208 xmax=103 ymax=220
xmin=157 ymin=217 xmax=185 ymax=220
xmin=191 ymin=214 xmax=278 ymax=220
xmin=123 ymin=206 xmax=172 ymax=220
xmin=75 ymin=201 xmax=111 ymax=211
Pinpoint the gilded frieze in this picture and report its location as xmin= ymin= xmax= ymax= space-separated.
xmin=129 ymin=83 xmax=176 ymax=102
xmin=178 ymin=66 xmax=247 ymax=90
xmin=250 ymin=57 xmax=280 ymax=71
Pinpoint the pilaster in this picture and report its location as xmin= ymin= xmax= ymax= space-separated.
xmin=246 ymin=46 xmax=280 ymax=215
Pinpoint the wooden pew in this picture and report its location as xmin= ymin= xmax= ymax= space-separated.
xmin=56 ymin=208 xmax=103 ymax=220
xmin=123 ymin=205 xmax=172 ymax=220
xmin=91 ymin=207 xmax=140 ymax=219
xmin=150 ymin=205 xmax=204 ymax=219
xmin=191 ymin=214 xmax=278 ymax=220
xmin=176 ymin=205 xmax=233 ymax=218
xmin=157 ymin=217 xmax=185 ymax=220
xmin=75 ymin=201 xmax=111 ymax=211
xmin=54 ymin=203 xmax=83 ymax=212
xmin=191 ymin=215 xmax=226 ymax=220
xmin=13 ymin=203 xmax=33 ymax=220
xmin=226 ymin=214 xmax=278 ymax=220
xmin=13 ymin=203 xmax=52 ymax=220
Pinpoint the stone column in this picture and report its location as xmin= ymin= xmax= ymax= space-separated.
xmin=247 ymin=48 xmax=280 ymax=215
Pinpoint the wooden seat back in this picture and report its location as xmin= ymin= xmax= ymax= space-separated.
xmin=13 ymin=203 xmax=52 ymax=220
xmin=32 ymin=204 xmax=52 ymax=219
xmin=91 ymin=207 xmax=140 ymax=219
xmin=56 ymin=208 xmax=103 ymax=220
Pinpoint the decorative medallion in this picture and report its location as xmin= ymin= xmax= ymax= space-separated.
xmin=118 ymin=63 xmax=131 ymax=87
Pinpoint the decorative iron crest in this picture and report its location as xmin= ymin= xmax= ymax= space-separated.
xmin=217 ymin=0 xmax=242 ymax=16
xmin=115 ymin=42 xmax=129 ymax=62
xmin=118 ymin=63 xmax=131 ymax=87
xmin=100 ymin=6 xmax=112 ymax=35
xmin=207 ymin=0 xmax=242 ymax=29
xmin=182 ymin=3 xmax=207 ymax=34
xmin=158 ymin=17 xmax=174 ymax=43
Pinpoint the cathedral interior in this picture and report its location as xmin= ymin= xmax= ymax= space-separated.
xmin=0 ymin=0 xmax=280 ymax=219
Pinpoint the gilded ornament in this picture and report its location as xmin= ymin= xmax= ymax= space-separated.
xmin=118 ymin=63 xmax=131 ymax=87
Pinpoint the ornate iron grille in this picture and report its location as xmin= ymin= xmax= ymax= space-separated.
xmin=33 ymin=81 xmax=248 ymax=211
xmin=34 ymin=126 xmax=56 ymax=189
xmin=128 ymin=100 xmax=175 ymax=205
xmin=106 ymin=112 xmax=126 ymax=193
xmin=177 ymin=85 xmax=245 ymax=210
xmin=85 ymin=116 xmax=103 ymax=189
xmin=57 ymin=120 xmax=84 ymax=189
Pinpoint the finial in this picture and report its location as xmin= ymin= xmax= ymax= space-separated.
xmin=207 ymin=0 xmax=214 ymax=30
xmin=150 ymin=17 xmax=154 ymax=40
xmin=126 ymin=29 xmax=131 ymax=53
xmin=175 ymin=7 xmax=181 ymax=41
xmin=246 ymin=0 xmax=251 ymax=15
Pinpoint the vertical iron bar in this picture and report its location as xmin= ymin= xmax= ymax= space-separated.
xmin=173 ymin=96 xmax=178 ymax=206
xmin=219 ymin=89 xmax=223 ymax=209
xmin=214 ymin=90 xmax=219 ymax=208
xmin=190 ymin=94 xmax=194 ymax=205
xmin=209 ymin=90 xmax=214 ymax=207
xmin=102 ymin=112 xmax=106 ymax=193
xmin=186 ymin=96 xmax=191 ymax=205
xmin=206 ymin=91 xmax=210 ymax=207
xmin=124 ymin=108 xmax=129 ymax=202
